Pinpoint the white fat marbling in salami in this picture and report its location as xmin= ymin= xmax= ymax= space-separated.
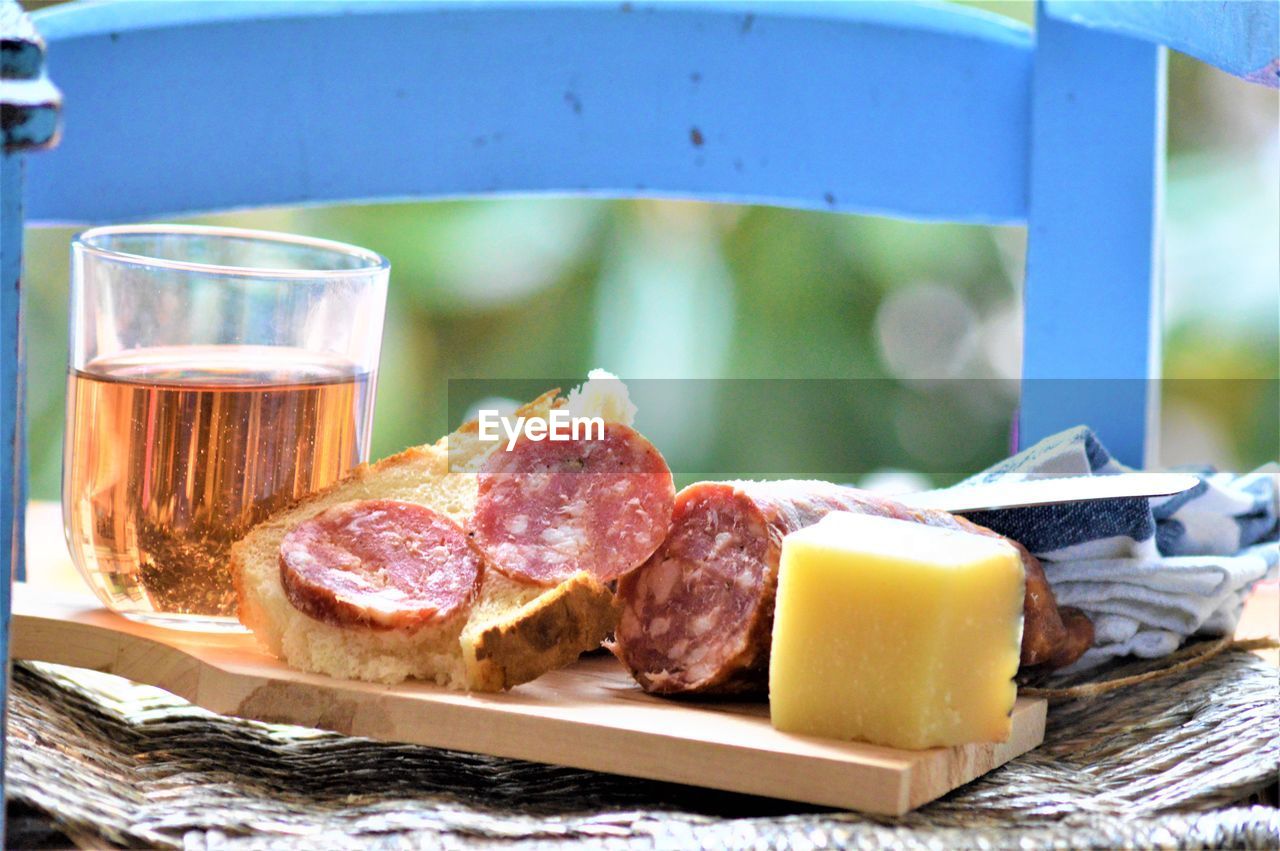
xmin=613 ymin=480 xmax=1088 ymax=696
xmin=473 ymin=423 xmax=674 ymax=586
xmin=279 ymin=499 xmax=483 ymax=630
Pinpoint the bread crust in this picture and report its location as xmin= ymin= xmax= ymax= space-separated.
xmin=463 ymin=573 xmax=620 ymax=691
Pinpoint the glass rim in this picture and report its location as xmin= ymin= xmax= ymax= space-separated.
xmin=72 ymin=224 xmax=390 ymax=280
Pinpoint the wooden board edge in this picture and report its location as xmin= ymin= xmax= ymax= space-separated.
xmin=905 ymin=697 xmax=1047 ymax=811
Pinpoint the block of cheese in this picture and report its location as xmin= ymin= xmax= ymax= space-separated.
xmin=769 ymin=511 xmax=1024 ymax=750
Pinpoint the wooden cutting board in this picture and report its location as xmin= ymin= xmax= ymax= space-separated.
xmin=9 ymin=582 xmax=1045 ymax=815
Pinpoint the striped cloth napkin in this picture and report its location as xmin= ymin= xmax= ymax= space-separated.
xmin=954 ymin=427 xmax=1279 ymax=672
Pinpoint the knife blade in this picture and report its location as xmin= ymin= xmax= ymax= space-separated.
xmin=896 ymin=472 xmax=1201 ymax=514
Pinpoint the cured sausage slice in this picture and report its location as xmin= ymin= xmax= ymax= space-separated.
xmin=472 ymin=423 xmax=675 ymax=586
xmin=614 ymin=480 xmax=1081 ymax=696
xmin=614 ymin=484 xmax=777 ymax=695
xmin=279 ymin=499 xmax=482 ymax=630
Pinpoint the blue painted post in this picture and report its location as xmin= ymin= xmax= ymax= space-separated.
xmin=1020 ymin=0 xmax=1166 ymax=467
xmin=1043 ymin=0 xmax=1278 ymax=87
xmin=1 ymin=1 xmax=61 ymax=841
xmin=1 ymin=151 xmax=21 ymax=691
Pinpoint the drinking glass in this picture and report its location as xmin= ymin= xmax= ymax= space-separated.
xmin=63 ymin=225 xmax=388 ymax=631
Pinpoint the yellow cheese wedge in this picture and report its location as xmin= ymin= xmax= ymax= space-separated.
xmin=769 ymin=511 xmax=1024 ymax=750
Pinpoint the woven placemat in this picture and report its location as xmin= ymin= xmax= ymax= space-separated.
xmin=6 ymin=645 xmax=1279 ymax=849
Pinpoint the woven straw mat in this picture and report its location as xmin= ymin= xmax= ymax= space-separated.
xmin=5 ymin=644 xmax=1279 ymax=849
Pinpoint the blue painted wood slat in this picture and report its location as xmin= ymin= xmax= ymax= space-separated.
xmin=1019 ymin=1 xmax=1167 ymax=467
xmin=28 ymin=0 xmax=1033 ymax=224
xmin=2 ymin=0 xmax=60 ymax=840
xmin=1044 ymin=0 xmax=1279 ymax=87
xmin=0 ymin=148 xmax=18 ymax=851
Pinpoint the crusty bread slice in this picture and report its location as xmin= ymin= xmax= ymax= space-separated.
xmin=231 ymin=389 xmax=618 ymax=689
xmin=463 ymin=572 xmax=621 ymax=691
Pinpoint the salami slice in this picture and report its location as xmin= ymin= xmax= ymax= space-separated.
xmin=473 ymin=422 xmax=675 ymax=586
xmin=614 ymin=480 xmax=1081 ymax=696
xmin=279 ymin=499 xmax=482 ymax=630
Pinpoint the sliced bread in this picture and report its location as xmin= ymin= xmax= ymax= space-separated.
xmin=231 ymin=389 xmax=618 ymax=689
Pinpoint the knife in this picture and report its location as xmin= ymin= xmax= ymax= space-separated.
xmin=896 ymin=472 xmax=1201 ymax=514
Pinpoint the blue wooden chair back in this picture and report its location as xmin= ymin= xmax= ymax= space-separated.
xmin=1 ymin=0 xmax=1275 ymax=841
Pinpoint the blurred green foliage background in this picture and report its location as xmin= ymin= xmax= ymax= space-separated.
xmin=21 ymin=1 xmax=1278 ymax=500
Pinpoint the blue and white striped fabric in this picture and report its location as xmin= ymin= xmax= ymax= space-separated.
xmin=954 ymin=427 xmax=1279 ymax=672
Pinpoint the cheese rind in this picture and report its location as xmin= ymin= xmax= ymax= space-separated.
xmin=769 ymin=511 xmax=1024 ymax=750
